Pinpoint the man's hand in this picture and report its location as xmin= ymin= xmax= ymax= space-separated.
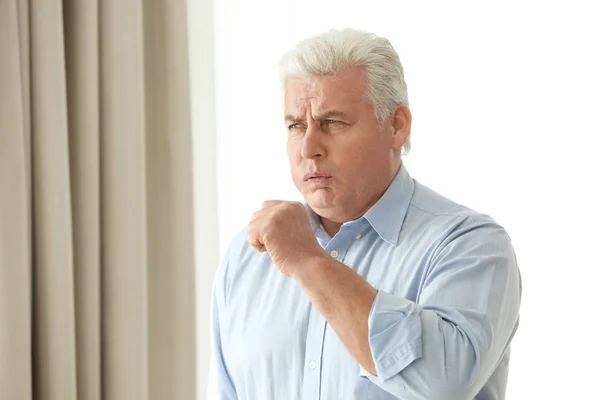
xmin=248 ymin=200 xmax=379 ymax=375
xmin=247 ymin=200 xmax=328 ymax=276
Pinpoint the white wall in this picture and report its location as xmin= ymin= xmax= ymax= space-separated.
xmin=202 ymin=0 xmax=600 ymax=398
xmin=188 ymin=0 xmax=218 ymax=397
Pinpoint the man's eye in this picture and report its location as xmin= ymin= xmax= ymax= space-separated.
xmin=325 ymin=120 xmax=338 ymax=124
xmin=288 ymin=123 xmax=301 ymax=130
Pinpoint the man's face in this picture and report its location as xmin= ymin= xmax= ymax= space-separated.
xmin=285 ymin=67 xmax=407 ymax=222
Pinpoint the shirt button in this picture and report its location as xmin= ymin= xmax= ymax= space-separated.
xmin=309 ymin=360 xmax=317 ymax=370
xmin=330 ymin=250 xmax=339 ymax=258
xmin=355 ymin=234 xmax=362 ymax=240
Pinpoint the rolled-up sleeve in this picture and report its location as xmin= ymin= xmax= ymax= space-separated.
xmin=360 ymin=293 xmax=424 ymax=380
xmin=359 ymin=216 xmax=521 ymax=400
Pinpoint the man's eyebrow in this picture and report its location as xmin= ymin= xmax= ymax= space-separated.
xmin=313 ymin=110 xmax=350 ymax=120
xmin=284 ymin=114 xmax=303 ymax=124
xmin=284 ymin=110 xmax=350 ymax=123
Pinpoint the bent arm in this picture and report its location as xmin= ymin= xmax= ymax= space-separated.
xmin=293 ymin=217 xmax=521 ymax=399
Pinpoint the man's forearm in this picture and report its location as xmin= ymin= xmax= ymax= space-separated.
xmin=292 ymin=255 xmax=378 ymax=375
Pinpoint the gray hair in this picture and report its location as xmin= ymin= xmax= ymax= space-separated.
xmin=279 ymin=28 xmax=411 ymax=154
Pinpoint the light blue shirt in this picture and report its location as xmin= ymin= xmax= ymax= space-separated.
xmin=211 ymin=163 xmax=521 ymax=400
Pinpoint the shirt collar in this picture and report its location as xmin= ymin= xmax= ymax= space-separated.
xmin=363 ymin=162 xmax=415 ymax=246
xmin=306 ymin=202 xmax=325 ymax=234
xmin=304 ymin=162 xmax=415 ymax=246
xmin=305 ymin=207 xmax=331 ymax=244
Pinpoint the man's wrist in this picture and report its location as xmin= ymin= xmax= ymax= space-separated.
xmin=291 ymin=253 xmax=332 ymax=285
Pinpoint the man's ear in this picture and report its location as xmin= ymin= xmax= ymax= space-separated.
xmin=391 ymin=105 xmax=412 ymax=150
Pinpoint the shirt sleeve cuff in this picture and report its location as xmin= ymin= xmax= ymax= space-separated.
xmin=360 ymin=290 xmax=423 ymax=381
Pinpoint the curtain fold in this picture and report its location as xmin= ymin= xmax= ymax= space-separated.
xmin=63 ymin=1 xmax=102 ymax=398
xmin=0 ymin=0 xmax=196 ymax=399
xmin=1 ymin=1 xmax=33 ymax=397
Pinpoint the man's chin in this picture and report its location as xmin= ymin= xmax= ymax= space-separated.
xmin=304 ymin=192 xmax=336 ymax=211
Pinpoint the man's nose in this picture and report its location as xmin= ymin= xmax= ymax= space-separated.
xmin=300 ymin=124 xmax=325 ymax=159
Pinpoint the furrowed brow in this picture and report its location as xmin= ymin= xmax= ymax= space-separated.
xmin=284 ymin=114 xmax=304 ymax=124
xmin=313 ymin=110 xmax=349 ymax=120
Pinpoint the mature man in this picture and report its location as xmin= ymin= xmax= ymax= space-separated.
xmin=211 ymin=28 xmax=521 ymax=400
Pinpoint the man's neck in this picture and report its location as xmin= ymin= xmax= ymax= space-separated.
xmin=318 ymin=161 xmax=402 ymax=238
xmin=321 ymin=218 xmax=343 ymax=238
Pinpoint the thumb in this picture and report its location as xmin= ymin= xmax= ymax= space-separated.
xmin=247 ymin=229 xmax=267 ymax=252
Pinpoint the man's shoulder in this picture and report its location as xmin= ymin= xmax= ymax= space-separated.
xmin=406 ymin=180 xmax=515 ymax=266
xmin=221 ymin=226 xmax=255 ymax=265
xmin=408 ymin=180 xmax=503 ymax=233
xmin=214 ymin=226 xmax=271 ymax=302
xmin=218 ymin=225 xmax=275 ymax=278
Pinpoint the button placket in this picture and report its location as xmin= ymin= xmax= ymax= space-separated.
xmin=302 ymin=304 xmax=327 ymax=399
xmin=305 ymin=221 xmax=367 ymax=398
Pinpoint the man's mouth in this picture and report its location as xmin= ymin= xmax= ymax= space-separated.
xmin=303 ymin=173 xmax=333 ymax=186
xmin=304 ymin=173 xmax=332 ymax=181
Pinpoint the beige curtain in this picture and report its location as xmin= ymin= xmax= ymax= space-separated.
xmin=0 ymin=0 xmax=196 ymax=399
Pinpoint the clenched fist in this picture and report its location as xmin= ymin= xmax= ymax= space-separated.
xmin=247 ymin=200 xmax=328 ymax=277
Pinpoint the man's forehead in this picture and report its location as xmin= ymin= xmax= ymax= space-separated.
xmin=286 ymin=96 xmax=327 ymax=112
xmin=285 ymin=84 xmax=324 ymax=106
xmin=283 ymin=99 xmax=339 ymax=121
xmin=284 ymin=91 xmax=362 ymax=120
xmin=284 ymin=71 xmax=367 ymax=119
xmin=285 ymin=87 xmax=327 ymax=114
